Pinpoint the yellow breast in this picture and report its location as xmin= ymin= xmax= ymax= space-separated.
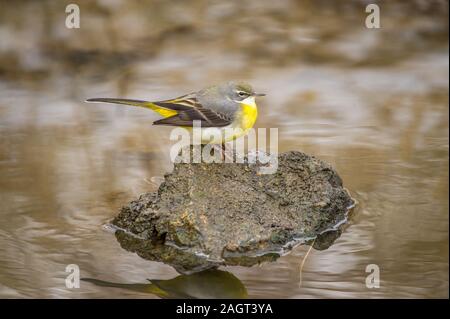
xmin=238 ymin=96 xmax=258 ymax=131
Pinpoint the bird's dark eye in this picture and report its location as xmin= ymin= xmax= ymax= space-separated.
xmin=237 ymin=91 xmax=248 ymax=97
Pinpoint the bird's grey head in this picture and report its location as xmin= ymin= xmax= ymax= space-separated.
xmin=218 ymin=81 xmax=265 ymax=102
xmin=196 ymin=81 xmax=265 ymax=112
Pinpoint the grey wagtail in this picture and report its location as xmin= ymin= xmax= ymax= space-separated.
xmin=86 ymin=81 xmax=265 ymax=144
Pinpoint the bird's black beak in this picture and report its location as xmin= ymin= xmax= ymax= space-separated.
xmin=253 ymin=93 xmax=266 ymax=97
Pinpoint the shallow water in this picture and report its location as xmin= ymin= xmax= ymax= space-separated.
xmin=0 ymin=1 xmax=448 ymax=298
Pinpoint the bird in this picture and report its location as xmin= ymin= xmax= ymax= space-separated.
xmin=86 ymin=81 xmax=265 ymax=147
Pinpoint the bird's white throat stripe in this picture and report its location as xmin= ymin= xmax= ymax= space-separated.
xmin=242 ymin=96 xmax=256 ymax=108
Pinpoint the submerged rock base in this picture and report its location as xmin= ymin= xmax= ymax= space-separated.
xmin=112 ymin=150 xmax=355 ymax=273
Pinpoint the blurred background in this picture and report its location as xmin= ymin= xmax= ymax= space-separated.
xmin=0 ymin=0 xmax=448 ymax=298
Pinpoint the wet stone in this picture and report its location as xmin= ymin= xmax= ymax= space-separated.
xmin=111 ymin=150 xmax=355 ymax=274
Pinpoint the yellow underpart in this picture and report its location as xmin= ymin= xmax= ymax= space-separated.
xmin=144 ymin=102 xmax=178 ymax=118
xmin=239 ymin=101 xmax=258 ymax=131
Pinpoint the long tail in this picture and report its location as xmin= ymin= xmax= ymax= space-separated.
xmin=85 ymin=98 xmax=177 ymax=118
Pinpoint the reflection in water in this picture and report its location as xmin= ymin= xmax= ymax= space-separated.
xmin=114 ymin=227 xmax=281 ymax=274
xmin=82 ymin=269 xmax=248 ymax=299
xmin=0 ymin=1 xmax=448 ymax=298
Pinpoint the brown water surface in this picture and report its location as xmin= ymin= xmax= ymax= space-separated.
xmin=0 ymin=0 xmax=448 ymax=298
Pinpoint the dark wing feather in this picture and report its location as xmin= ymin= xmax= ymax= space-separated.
xmin=152 ymin=95 xmax=232 ymax=127
xmin=153 ymin=108 xmax=232 ymax=127
xmin=152 ymin=94 xmax=199 ymax=111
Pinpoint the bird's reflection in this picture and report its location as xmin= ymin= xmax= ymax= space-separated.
xmin=82 ymin=269 xmax=248 ymax=299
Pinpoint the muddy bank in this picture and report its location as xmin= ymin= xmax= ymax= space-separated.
xmin=112 ymin=150 xmax=355 ymax=273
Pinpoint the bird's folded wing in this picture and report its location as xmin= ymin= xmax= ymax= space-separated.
xmin=152 ymin=95 xmax=232 ymax=127
xmin=153 ymin=108 xmax=232 ymax=127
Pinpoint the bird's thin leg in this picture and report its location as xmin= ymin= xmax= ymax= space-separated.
xmin=221 ymin=143 xmax=226 ymax=162
xmin=220 ymin=142 xmax=234 ymax=162
xmin=208 ymin=144 xmax=225 ymax=162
